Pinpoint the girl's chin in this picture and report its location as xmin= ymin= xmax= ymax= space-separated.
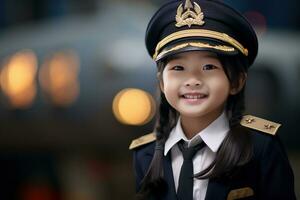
xmin=177 ymin=109 xmax=208 ymax=118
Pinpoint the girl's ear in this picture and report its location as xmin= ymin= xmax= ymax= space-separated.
xmin=157 ymin=72 xmax=164 ymax=93
xmin=230 ymin=73 xmax=247 ymax=95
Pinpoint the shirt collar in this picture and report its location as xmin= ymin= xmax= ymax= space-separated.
xmin=164 ymin=111 xmax=229 ymax=156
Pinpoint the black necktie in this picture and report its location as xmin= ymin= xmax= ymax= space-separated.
xmin=177 ymin=140 xmax=206 ymax=200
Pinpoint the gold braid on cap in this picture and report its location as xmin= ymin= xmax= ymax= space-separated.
xmin=156 ymin=42 xmax=235 ymax=60
xmin=152 ymin=29 xmax=249 ymax=60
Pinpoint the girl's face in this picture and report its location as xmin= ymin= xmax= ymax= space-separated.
xmin=160 ymin=51 xmax=236 ymax=119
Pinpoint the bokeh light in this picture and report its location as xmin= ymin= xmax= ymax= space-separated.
xmin=39 ymin=50 xmax=80 ymax=107
xmin=112 ymin=88 xmax=156 ymax=126
xmin=0 ymin=49 xmax=37 ymax=108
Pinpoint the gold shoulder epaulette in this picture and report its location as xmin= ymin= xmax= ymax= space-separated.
xmin=240 ymin=115 xmax=281 ymax=135
xmin=129 ymin=132 xmax=157 ymax=150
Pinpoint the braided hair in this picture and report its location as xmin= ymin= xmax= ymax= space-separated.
xmin=137 ymin=53 xmax=253 ymax=199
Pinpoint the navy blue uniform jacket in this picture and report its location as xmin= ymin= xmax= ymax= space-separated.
xmin=133 ymin=130 xmax=297 ymax=200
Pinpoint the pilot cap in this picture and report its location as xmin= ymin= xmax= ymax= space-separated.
xmin=145 ymin=0 xmax=258 ymax=66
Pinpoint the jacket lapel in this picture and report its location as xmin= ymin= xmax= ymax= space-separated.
xmin=163 ymin=153 xmax=177 ymax=200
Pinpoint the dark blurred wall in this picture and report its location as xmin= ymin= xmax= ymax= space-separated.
xmin=0 ymin=0 xmax=98 ymax=30
xmin=225 ymin=0 xmax=300 ymax=30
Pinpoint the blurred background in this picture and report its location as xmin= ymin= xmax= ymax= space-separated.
xmin=0 ymin=0 xmax=299 ymax=199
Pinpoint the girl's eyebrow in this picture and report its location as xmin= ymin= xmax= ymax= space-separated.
xmin=201 ymin=53 xmax=218 ymax=59
xmin=168 ymin=54 xmax=184 ymax=61
xmin=167 ymin=52 xmax=219 ymax=62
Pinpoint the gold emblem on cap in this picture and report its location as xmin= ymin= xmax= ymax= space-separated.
xmin=175 ymin=0 xmax=205 ymax=28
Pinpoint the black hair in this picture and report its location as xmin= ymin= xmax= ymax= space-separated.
xmin=137 ymin=52 xmax=253 ymax=199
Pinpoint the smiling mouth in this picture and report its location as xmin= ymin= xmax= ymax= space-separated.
xmin=181 ymin=93 xmax=208 ymax=99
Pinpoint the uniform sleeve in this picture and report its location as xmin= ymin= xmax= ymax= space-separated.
xmin=258 ymin=135 xmax=296 ymax=199
xmin=133 ymin=150 xmax=144 ymax=192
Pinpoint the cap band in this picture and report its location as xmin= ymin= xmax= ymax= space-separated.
xmin=153 ymin=29 xmax=249 ymax=60
xmin=156 ymin=42 xmax=235 ymax=61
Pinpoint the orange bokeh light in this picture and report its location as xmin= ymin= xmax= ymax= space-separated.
xmin=113 ymin=88 xmax=156 ymax=125
xmin=39 ymin=50 xmax=80 ymax=107
xmin=0 ymin=49 xmax=37 ymax=108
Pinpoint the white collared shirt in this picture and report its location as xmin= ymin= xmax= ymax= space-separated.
xmin=164 ymin=112 xmax=230 ymax=200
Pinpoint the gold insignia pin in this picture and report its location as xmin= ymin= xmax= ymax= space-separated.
xmin=175 ymin=0 xmax=205 ymax=28
xmin=245 ymin=117 xmax=255 ymax=124
xmin=264 ymin=124 xmax=275 ymax=129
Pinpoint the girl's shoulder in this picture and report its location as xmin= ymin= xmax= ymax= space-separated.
xmin=240 ymin=115 xmax=288 ymax=160
xmin=129 ymin=133 xmax=156 ymax=164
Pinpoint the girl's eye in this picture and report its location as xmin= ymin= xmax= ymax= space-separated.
xmin=202 ymin=64 xmax=218 ymax=70
xmin=171 ymin=65 xmax=184 ymax=70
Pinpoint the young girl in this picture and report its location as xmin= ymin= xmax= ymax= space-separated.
xmin=129 ymin=0 xmax=296 ymax=199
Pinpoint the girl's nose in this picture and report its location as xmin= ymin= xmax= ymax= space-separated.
xmin=184 ymin=77 xmax=202 ymax=87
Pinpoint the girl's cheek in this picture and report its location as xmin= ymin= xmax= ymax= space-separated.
xmin=206 ymin=74 xmax=229 ymax=87
xmin=163 ymin=73 xmax=175 ymax=83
